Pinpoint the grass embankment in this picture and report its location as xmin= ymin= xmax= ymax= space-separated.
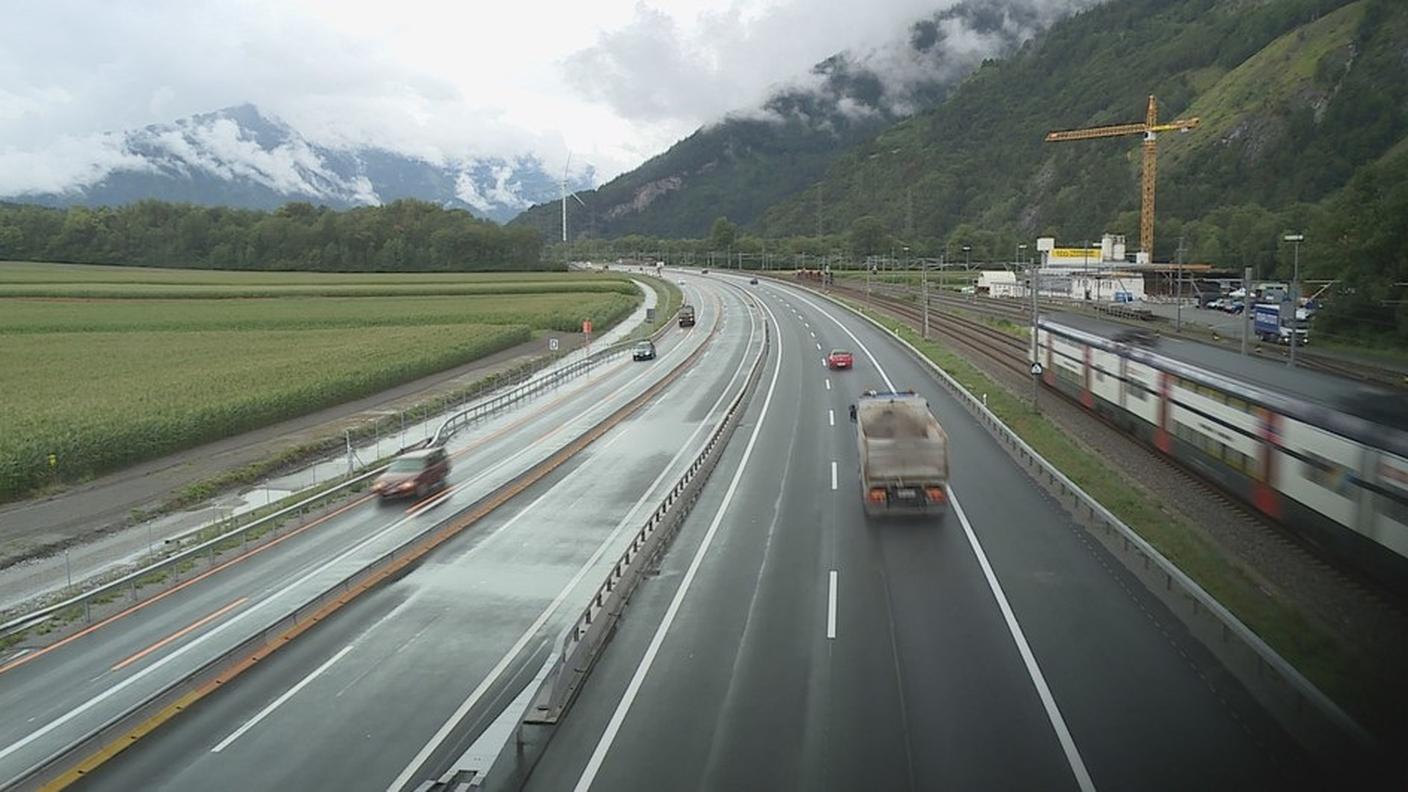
xmin=846 ymin=301 xmax=1379 ymax=729
xmin=0 ymin=262 xmax=642 ymax=502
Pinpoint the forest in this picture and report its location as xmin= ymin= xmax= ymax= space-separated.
xmin=0 ymin=199 xmax=545 ymax=271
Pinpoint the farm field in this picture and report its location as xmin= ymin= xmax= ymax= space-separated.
xmin=0 ymin=262 xmax=643 ymax=502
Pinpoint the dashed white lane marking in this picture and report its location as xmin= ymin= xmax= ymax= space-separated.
xmin=828 ymin=409 xmax=835 ymax=426
xmin=826 ymin=570 xmax=838 ymax=639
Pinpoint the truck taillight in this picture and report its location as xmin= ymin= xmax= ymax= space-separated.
xmin=867 ymin=487 xmax=887 ymax=503
xmin=925 ymin=486 xmax=946 ymax=503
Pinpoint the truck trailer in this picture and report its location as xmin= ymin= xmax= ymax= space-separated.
xmin=853 ymin=391 xmax=949 ymax=517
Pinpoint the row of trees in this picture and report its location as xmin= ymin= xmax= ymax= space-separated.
xmin=0 ymin=199 xmax=544 ymax=271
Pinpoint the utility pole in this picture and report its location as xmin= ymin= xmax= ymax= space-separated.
xmin=916 ymin=248 xmax=927 ymax=339
xmin=1029 ymin=247 xmax=1040 ymax=411
xmin=1175 ymin=235 xmax=1186 ymax=333
xmin=1242 ymin=266 xmax=1253 ymax=356
xmin=1285 ymin=233 xmax=1303 ymax=368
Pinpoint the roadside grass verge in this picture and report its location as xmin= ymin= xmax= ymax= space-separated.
xmin=848 ymin=301 xmax=1381 ymax=730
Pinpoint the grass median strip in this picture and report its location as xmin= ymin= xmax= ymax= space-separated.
xmin=846 ymin=301 xmax=1380 ymax=730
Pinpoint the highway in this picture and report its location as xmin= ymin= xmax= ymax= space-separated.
xmin=3 ymin=272 xmax=1327 ymax=791
xmin=522 ymin=275 xmax=1321 ymax=792
xmin=0 ymin=275 xmax=760 ymax=791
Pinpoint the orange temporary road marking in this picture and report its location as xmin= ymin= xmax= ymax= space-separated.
xmin=111 ymin=597 xmax=248 ymax=672
xmin=0 ymin=494 xmax=372 ymax=678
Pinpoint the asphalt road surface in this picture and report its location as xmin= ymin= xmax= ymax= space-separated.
xmin=11 ymin=272 xmax=1323 ymax=791
xmin=522 ymin=275 xmax=1320 ymax=792
xmin=0 ymin=276 xmax=754 ymax=791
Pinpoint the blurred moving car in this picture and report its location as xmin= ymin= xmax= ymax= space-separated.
xmin=372 ymin=447 xmax=450 ymax=501
xmin=749 ymin=278 xmax=759 ymax=285
xmin=633 ymin=341 xmax=656 ymax=361
xmin=1113 ymin=328 xmax=1159 ymax=347
xmin=826 ymin=349 xmax=854 ymax=369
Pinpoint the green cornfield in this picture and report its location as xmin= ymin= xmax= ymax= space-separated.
xmin=0 ymin=262 xmax=646 ymax=501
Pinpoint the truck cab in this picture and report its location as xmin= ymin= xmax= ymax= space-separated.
xmin=679 ymin=304 xmax=697 ymax=328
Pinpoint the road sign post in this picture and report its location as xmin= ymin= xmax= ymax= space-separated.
xmin=1030 ymin=361 xmax=1043 ymax=411
xmin=549 ymin=337 xmax=559 ymax=352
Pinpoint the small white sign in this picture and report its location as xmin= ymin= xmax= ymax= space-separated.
xmin=549 ymin=338 xmax=560 ymax=351
xmin=1030 ymin=362 xmax=1044 ymax=376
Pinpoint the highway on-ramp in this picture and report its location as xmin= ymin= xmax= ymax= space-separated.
xmin=521 ymin=275 xmax=1319 ymax=792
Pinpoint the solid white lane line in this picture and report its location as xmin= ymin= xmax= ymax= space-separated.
xmin=950 ymin=492 xmax=1095 ymax=792
xmin=572 ymin=297 xmax=785 ymax=792
xmin=784 ymin=290 xmax=896 ymax=392
xmin=828 ymin=409 xmax=835 ymax=427
xmin=830 ymin=461 xmax=838 ymax=490
xmin=387 ymin=288 xmax=762 ymax=792
xmin=789 ymin=280 xmax=1092 ymax=791
xmin=211 ymin=645 xmax=354 ymax=753
xmin=826 ymin=571 xmax=838 ymax=639
xmin=0 ymin=294 xmax=722 ymax=769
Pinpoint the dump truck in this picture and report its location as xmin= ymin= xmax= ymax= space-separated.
xmin=852 ymin=391 xmax=949 ymax=517
xmin=679 ymin=304 xmax=696 ymax=328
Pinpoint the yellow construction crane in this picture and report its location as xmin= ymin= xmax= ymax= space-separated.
xmin=1045 ymin=95 xmax=1199 ymax=261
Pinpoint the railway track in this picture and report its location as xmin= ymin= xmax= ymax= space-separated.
xmin=808 ymin=276 xmax=1406 ymax=668
xmin=849 ymin=279 xmax=1408 ymax=390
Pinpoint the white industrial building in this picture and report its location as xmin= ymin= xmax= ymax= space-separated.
xmin=975 ymin=234 xmax=1147 ymax=303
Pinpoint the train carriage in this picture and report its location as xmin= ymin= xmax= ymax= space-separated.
xmin=1038 ymin=317 xmax=1408 ymax=588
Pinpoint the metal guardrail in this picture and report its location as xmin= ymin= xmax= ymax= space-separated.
xmin=804 ymin=285 xmax=1379 ymax=772
xmin=0 ymin=312 xmax=676 ymax=648
xmin=525 ymin=318 xmax=770 ymax=726
xmin=7 ymin=301 xmax=688 ymax=791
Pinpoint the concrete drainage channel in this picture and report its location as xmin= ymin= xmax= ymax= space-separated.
xmin=797 ymin=284 xmax=1384 ymax=781
xmin=3 ymin=309 xmax=692 ymax=792
xmin=413 ymin=298 xmax=771 ymax=792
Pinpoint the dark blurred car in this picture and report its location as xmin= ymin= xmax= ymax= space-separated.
xmin=632 ymin=341 xmax=656 ymax=361
xmin=1113 ymin=328 xmax=1159 ymax=347
xmin=372 ymin=447 xmax=450 ymax=501
xmin=749 ymin=278 xmax=759 ymax=285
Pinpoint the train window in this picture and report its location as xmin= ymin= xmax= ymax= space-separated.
xmin=1379 ymin=492 xmax=1408 ymax=526
xmin=1226 ymin=396 xmax=1249 ymax=413
xmin=1129 ymin=382 xmax=1148 ymax=401
xmin=1303 ymin=453 xmax=1349 ymax=494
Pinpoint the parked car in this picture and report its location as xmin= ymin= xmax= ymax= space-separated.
xmin=632 ymin=341 xmax=656 ymax=361
xmin=372 ymin=447 xmax=450 ymax=501
xmin=826 ymin=349 xmax=854 ymax=369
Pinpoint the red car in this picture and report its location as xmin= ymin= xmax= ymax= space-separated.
xmin=372 ymin=447 xmax=450 ymax=501
xmin=826 ymin=349 xmax=854 ymax=369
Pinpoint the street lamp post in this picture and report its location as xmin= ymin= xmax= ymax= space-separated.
xmin=1284 ymin=233 xmax=1304 ymax=368
xmin=963 ymin=244 xmax=972 ymax=270
xmin=1024 ymin=243 xmax=1039 ymax=411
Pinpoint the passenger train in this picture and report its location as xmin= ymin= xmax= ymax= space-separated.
xmin=1037 ymin=318 xmax=1408 ymax=587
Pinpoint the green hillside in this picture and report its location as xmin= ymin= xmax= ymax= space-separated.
xmin=757 ymin=0 xmax=1407 ymax=341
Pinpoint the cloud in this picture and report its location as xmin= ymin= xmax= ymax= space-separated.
xmin=567 ymin=0 xmax=1101 ymax=127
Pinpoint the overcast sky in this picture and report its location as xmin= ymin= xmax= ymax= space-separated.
xmin=0 ymin=0 xmax=948 ymax=192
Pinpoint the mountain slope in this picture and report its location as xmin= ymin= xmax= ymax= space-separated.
xmin=4 ymin=105 xmax=590 ymax=224
xmin=759 ymin=0 xmax=1407 ymax=273
xmin=511 ymin=0 xmax=1097 ymax=240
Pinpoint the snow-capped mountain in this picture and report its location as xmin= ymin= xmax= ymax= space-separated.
xmin=4 ymin=104 xmax=590 ymax=223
